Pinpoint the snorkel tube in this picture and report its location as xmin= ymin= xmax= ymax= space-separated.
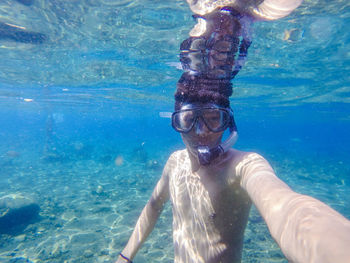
xmin=197 ymin=112 xmax=238 ymax=166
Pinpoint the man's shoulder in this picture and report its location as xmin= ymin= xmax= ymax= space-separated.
xmin=228 ymin=149 xmax=264 ymax=159
xmin=231 ymin=150 xmax=273 ymax=178
xmin=225 ymin=149 xmax=262 ymax=162
xmin=224 ymin=149 xmax=267 ymax=172
xmin=162 ymin=149 xmax=189 ymax=173
xmin=168 ymin=149 xmax=189 ymax=161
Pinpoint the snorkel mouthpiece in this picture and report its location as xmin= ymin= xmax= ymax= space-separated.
xmin=197 ymin=145 xmax=223 ymax=166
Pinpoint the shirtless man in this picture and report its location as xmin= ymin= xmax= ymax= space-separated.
xmin=116 ymin=1 xmax=350 ymax=262
xmin=116 ymin=100 xmax=350 ymax=263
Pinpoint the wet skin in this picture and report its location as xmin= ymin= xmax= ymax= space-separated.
xmin=168 ymin=148 xmax=252 ymax=263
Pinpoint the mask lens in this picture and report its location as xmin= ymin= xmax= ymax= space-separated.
xmin=202 ymin=108 xmax=230 ymax=132
xmin=172 ymin=110 xmax=196 ymax=132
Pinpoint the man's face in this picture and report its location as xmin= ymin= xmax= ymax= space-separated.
xmin=177 ymin=103 xmax=225 ymax=155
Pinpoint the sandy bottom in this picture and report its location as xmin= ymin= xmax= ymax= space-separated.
xmin=0 ymin=143 xmax=348 ymax=263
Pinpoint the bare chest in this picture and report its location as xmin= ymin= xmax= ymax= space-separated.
xmin=169 ymin=166 xmax=251 ymax=262
xmin=169 ymin=167 xmax=249 ymax=228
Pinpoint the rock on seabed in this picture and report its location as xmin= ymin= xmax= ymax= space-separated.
xmin=0 ymin=194 xmax=40 ymax=235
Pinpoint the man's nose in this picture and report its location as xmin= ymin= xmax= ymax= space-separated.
xmin=194 ymin=118 xmax=209 ymax=135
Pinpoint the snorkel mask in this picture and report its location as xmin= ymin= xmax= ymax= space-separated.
xmin=172 ymin=104 xmax=238 ymax=165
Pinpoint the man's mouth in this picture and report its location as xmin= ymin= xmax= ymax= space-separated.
xmin=191 ymin=141 xmax=214 ymax=149
xmin=191 ymin=141 xmax=206 ymax=147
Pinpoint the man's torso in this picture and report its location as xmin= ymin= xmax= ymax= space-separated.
xmin=167 ymin=149 xmax=251 ymax=263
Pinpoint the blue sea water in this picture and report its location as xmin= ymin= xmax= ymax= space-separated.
xmin=0 ymin=0 xmax=349 ymax=262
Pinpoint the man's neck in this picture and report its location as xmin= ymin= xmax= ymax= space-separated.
xmin=187 ymin=147 xmax=229 ymax=173
xmin=187 ymin=148 xmax=201 ymax=172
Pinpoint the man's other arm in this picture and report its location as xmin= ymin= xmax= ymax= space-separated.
xmin=237 ymin=153 xmax=350 ymax=263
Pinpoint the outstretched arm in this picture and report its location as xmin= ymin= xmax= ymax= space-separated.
xmin=115 ymin=161 xmax=171 ymax=263
xmin=237 ymin=153 xmax=350 ymax=263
